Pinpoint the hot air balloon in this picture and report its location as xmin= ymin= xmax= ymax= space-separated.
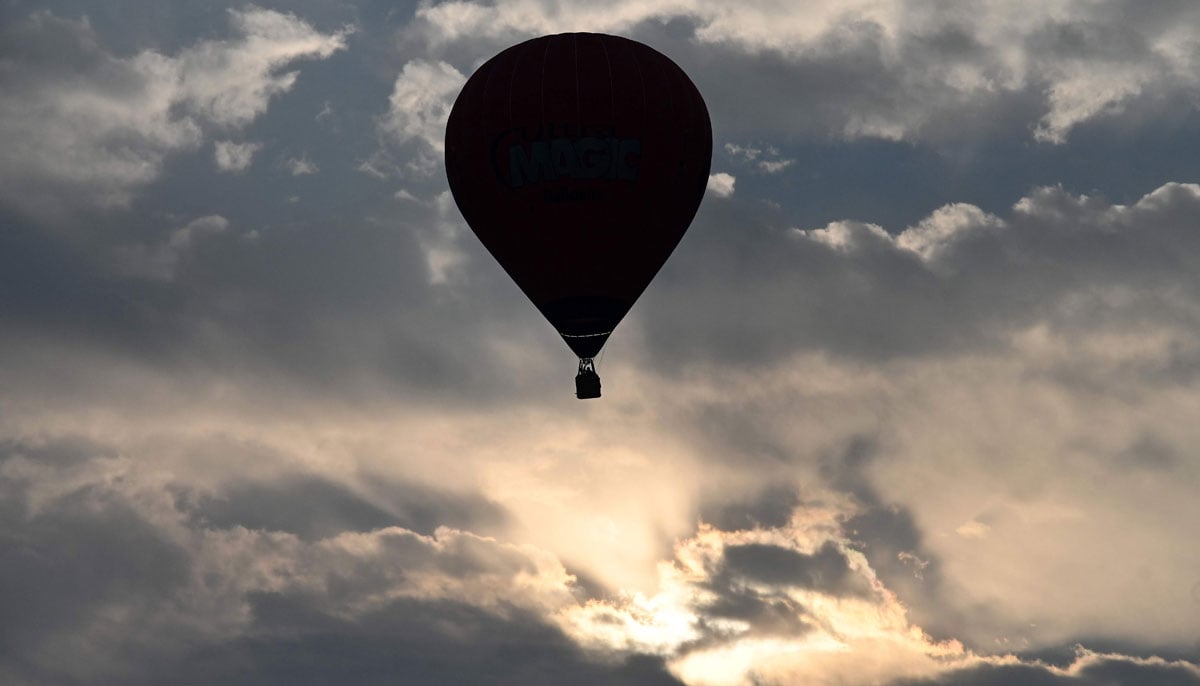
xmin=445 ymin=33 xmax=712 ymax=398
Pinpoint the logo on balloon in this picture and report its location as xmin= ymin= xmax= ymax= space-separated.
xmin=491 ymin=125 xmax=641 ymax=190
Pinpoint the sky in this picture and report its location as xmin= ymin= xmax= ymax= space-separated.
xmin=2 ymin=1 xmax=1200 ymax=684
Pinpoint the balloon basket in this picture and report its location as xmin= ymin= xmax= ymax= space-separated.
xmin=575 ymin=358 xmax=601 ymax=399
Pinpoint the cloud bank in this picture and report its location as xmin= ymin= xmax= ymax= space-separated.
xmin=414 ymin=0 xmax=1200 ymax=144
xmin=1 ymin=2 xmax=1199 ymax=685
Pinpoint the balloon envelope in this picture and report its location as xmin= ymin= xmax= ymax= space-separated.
xmin=445 ymin=32 xmax=712 ymax=359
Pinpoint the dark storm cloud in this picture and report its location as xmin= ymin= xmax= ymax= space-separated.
xmin=0 ymin=488 xmax=189 ymax=629
xmin=699 ymin=484 xmax=800 ymax=531
xmin=697 ymin=592 xmax=813 ymax=643
xmin=0 ymin=436 xmax=674 ymax=686
xmin=0 ymin=446 xmax=191 ymax=677
xmin=134 ymin=596 xmax=686 ymax=686
xmin=720 ymin=541 xmax=866 ymax=597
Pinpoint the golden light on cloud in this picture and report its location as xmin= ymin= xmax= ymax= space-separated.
xmin=955 ymin=519 xmax=991 ymax=539
xmin=553 ymin=503 xmax=977 ymax=686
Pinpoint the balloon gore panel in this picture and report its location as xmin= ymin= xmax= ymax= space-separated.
xmin=445 ymin=33 xmax=712 ymax=359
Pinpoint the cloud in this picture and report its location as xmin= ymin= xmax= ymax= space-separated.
xmin=6 ymin=174 xmax=1197 ymax=659
xmin=3 ymin=419 xmax=1196 ymax=685
xmin=797 ymin=219 xmax=892 ymax=253
xmin=113 ymin=215 xmax=231 ymax=281
xmin=284 ymin=155 xmax=319 ymax=175
xmin=623 ymin=180 xmax=1200 ymax=655
xmin=721 ymin=541 xmax=871 ymax=596
xmin=179 ymin=474 xmax=509 ymax=541
xmin=894 ymin=648 xmax=1200 ymax=685
xmin=553 ymin=499 xmax=955 ymax=684
xmin=413 ymin=0 xmax=894 ymax=48
xmin=954 ymin=520 xmax=991 ymax=540
xmin=3 ymin=3 xmax=1200 ymax=684
xmin=0 ymin=436 xmax=688 ymax=685
xmin=4 ymin=434 xmax=1196 ymax=685
xmin=174 ymin=8 xmax=349 ymax=128
xmin=724 ymin=143 xmax=795 ymax=174
xmin=413 ymin=0 xmax=1200 ymax=145
xmin=416 ymin=190 xmax=470 ymax=284
xmin=559 ymin=497 xmax=1200 ymax=686
xmin=377 ymin=59 xmax=467 ymax=177
xmin=1 ymin=348 xmax=1198 ymax=684
xmin=213 ymin=140 xmax=262 ymax=172
xmin=315 ymin=100 xmax=334 ymax=122
xmin=893 ymin=203 xmax=1004 ymax=264
xmin=707 ymin=173 xmax=736 ymax=198
xmin=649 ymin=181 xmax=1200 ymax=366
xmin=757 ymin=159 xmax=795 ymax=174
xmin=0 ymin=8 xmax=347 ymax=222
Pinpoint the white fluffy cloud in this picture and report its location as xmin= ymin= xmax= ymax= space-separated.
xmin=707 ymin=173 xmax=736 ymax=198
xmin=797 ymin=202 xmax=1005 ymax=266
xmin=174 ymin=8 xmax=349 ymax=128
xmin=377 ymin=59 xmax=467 ymax=177
xmin=0 ymin=9 xmax=347 ymax=221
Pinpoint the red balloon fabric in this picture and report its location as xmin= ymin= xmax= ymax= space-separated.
xmin=445 ymin=33 xmax=712 ymax=359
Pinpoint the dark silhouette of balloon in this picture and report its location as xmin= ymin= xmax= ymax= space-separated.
xmin=445 ymin=33 xmax=712 ymax=398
